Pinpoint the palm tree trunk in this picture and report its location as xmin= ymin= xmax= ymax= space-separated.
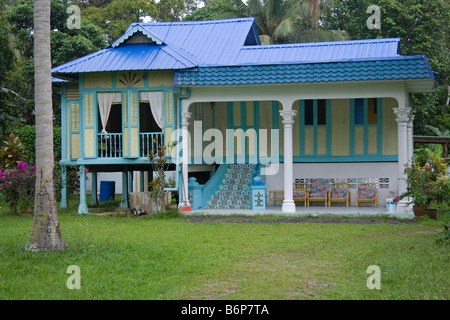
xmin=26 ymin=0 xmax=66 ymax=252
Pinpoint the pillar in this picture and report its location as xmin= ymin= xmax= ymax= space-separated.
xmin=78 ymin=165 xmax=88 ymax=214
xmin=91 ymin=171 xmax=98 ymax=206
xmin=122 ymin=171 xmax=129 ymax=208
xmin=394 ymin=107 xmax=412 ymax=213
xmin=180 ymin=111 xmax=192 ymax=208
xmin=60 ymin=165 xmax=68 ymax=209
xmin=407 ymin=115 xmax=414 ymax=161
xmin=279 ymin=109 xmax=297 ymax=213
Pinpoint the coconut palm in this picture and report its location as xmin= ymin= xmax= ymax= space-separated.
xmin=26 ymin=0 xmax=66 ymax=252
xmin=210 ymin=0 xmax=348 ymax=44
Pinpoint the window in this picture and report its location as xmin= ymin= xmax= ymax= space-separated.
xmin=304 ymin=99 xmax=327 ymax=126
xmin=354 ymin=98 xmax=377 ymax=125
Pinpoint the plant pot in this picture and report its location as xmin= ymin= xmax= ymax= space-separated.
xmin=20 ymin=206 xmax=33 ymax=216
xmin=166 ymin=204 xmax=178 ymax=211
xmin=425 ymin=208 xmax=438 ymax=220
xmin=413 ymin=205 xmax=425 ymax=218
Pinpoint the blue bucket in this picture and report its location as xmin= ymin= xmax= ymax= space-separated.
xmin=100 ymin=181 xmax=115 ymax=202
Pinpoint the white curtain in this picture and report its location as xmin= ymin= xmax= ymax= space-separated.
xmin=97 ymin=92 xmax=121 ymax=133
xmin=140 ymin=91 xmax=164 ymax=130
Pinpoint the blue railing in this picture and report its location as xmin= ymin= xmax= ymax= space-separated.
xmin=140 ymin=132 xmax=164 ymax=157
xmin=98 ymin=133 xmax=123 ymax=158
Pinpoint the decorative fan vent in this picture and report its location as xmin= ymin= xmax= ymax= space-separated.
xmin=118 ymin=72 xmax=144 ymax=87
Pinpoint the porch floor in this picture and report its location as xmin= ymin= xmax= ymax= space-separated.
xmin=188 ymin=205 xmax=414 ymax=219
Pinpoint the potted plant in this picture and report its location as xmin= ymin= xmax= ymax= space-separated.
xmin=400 ymin=148 xmax=449 ymax=219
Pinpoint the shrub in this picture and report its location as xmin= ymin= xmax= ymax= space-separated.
xmin=0 ymin=161 xmax=35 ymax=214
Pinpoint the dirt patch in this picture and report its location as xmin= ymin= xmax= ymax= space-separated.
xmin=189 ymin=281 xmax=240 ymax=299
xmin=187 ymin=215 xmax=419 ymax=225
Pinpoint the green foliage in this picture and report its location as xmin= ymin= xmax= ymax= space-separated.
xmin=15 ymin=125 xmax=62 ymax=165
xmin=329 ymin=0 xmax=449 ymax=136
xmin=0 ymin=161 xmax=35 ymax=214
xmin=82 ymin=0 xmax=158 ymax=42
xmin=4 ymin=0 xmax=108 ymax=130
xmin=400 ymin=148 xmax=449 ymax=206
xmin=0 ymin=133 xmax=27 ymax=169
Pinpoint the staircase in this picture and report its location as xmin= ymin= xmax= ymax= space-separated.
xmin=203 ymin=164 xmax=258 ymax=210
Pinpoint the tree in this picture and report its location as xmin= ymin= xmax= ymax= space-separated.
xmin=328 ymin=0 xmax=449 ymax=136
xmin=26 ymin=0 xmax=66 ymax=252
xmin=82 ymin=0 xmax=158 ymax=42
xmin=5 ymin=0 xmax=108 ymax=126
xmin=185 ymin=0 xmax=349 ymax=44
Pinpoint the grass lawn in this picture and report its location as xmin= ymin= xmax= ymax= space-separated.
xmin=0 ymin=197 xmax=449 ymax=300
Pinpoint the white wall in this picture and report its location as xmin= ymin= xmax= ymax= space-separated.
xmin=265 ymin=162 xmax=399 ymax=207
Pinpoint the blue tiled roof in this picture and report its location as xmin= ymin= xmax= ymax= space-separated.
xmin=232 ymin=38 xmax=401 ymax=67
xmin=52 ymin=43 xmax=197 ymax=74
xmin=175 ymin=56 xmax=434 ymax=86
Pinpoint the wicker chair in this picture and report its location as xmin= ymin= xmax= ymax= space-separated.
xmin=328 ymin=182 xmax=351 ymax=207
xmin=293 ymin=182 xmax=309 ymax=207
xmin=356 ymin=183 xmax=378 ymax=207
xmin=307 ymin=178 xmax=330 ymax=207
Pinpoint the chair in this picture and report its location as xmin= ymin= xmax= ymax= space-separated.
xmin=328 ymin=182 xmax=351 ymax=207
xmin=269 ymin=190 xmax=284 ymax=206
xmin=293 ymin=183 xmax=308 ymax=207
xmin=307 ymin=178 xmax=330 ymax=207
xmin=356 ymin=183 xmax=378 ymax=207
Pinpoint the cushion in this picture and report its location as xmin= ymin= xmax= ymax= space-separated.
xmin=331 ymin=187 xmax=348 ymax=199
xmin=359 ymin=186 xmax=376 ymax=200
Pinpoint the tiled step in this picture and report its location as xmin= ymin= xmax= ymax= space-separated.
xmin=205 ymin=164 xmax=257 ymax=210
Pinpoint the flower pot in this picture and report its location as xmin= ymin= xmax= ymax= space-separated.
xmin=425 ymin=208 xmax=438 ymax=220
xmin=20 ymin=206 xmax=33 ymax=216
xmin=413 ymin=205 xmax=425 ymax=218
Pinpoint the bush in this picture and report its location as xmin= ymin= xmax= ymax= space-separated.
xmin=15 ymin=125 xmax=62 ymax=164
xmin=0 ymin=161 xmax=35 ymax=214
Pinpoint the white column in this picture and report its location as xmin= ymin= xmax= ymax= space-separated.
xmin=407 ymin=115 xmax=414 ymax=162
xmin=180 ymin=111 xmax=192 ymax=208
xmin=394 ymin=108 xmax=412 ymax=213
xmin=279 ymin=109 xmax=297 ymax=213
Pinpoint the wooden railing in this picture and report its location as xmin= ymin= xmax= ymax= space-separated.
xmin=98 ymin=133 xmax=123 ymax=158
xmin=97 ymin=132 xmax=164 ymax=158
xmin=140 ymin=132 xmax=164 ymax=157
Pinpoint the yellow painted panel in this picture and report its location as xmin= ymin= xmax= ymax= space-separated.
xmin=129 ymin=92 xmax=138 ymax=125
xmin=71 ymin=103 xmax=80 ymax=131
xmin=84 ymin=72 xmax=112 ymax=89
xmin=246 ymin=102 xmax=254 ymax=126
xmin=165 ymin=127 xmax=173 ymax=155
xmin=215 ymin=102 xmax=227 ymax=157
xmin=130 ymin=127 xmax=139 ymax=157
xmin=258 ymin=101 xmax=272 ymax=130
xmin=84 ymin=94 xmax=94 ymax=126
xmin=123 ymin=93 xmax=128 ymax=125
xmin=354 ymin=127 xmax=364 ymax=155
xmin=317 ymin=127 xmax=327 ymax=155
xmin=148 ymin=71 xmax=175 ymax=87
xmin=66 ymin=84 xmax=79 ymax=99
xmin=84 ymin=128 xmax=95 ymax=157
xmin=71 ymin=134 xmax=80 ymax=159
xmin=165 ymin=92 xmax=172 ymax=125
xmin=368 ymin=126 xmax=377 ymax=154
xmin=116 ymin=71 xmax=144 ymax=88
xmin=304 ymin=127 xmax=314 ymax=155
xmin=66 ymin=104 xmax=70 ymax=159
xmin=233 ymin=102 xmax=241 ymax=126
xmin=331 ymin=99 xmax=350 ymax=156
xmin=123 ymin=128 xmax=129 ymax=156
xmin=382 ymin=98 xmax=398 ymax=155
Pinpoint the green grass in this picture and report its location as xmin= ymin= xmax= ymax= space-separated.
xmin=0 ymin=198 xmax=448 ymax=300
